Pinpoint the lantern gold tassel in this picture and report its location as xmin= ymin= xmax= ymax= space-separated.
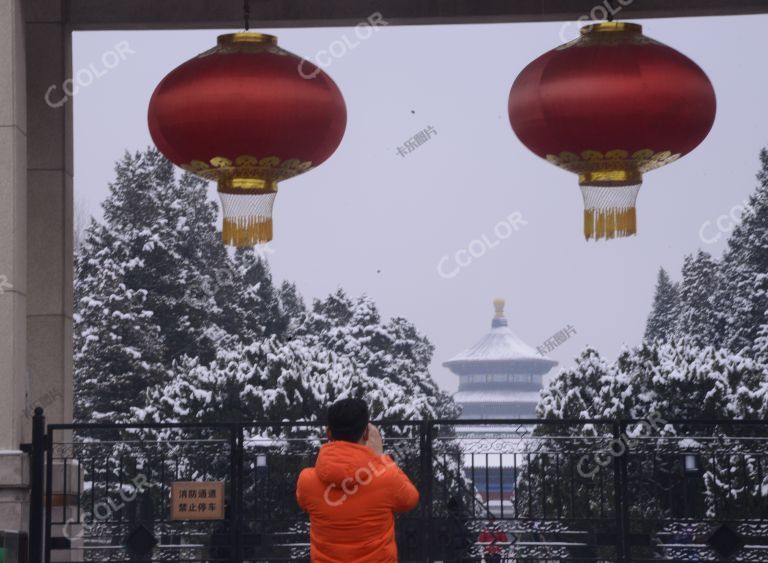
xmin=223 ymin=217 xmax=273 ymax=246
xmin=583 ymin=207 xmax=636 ymax=241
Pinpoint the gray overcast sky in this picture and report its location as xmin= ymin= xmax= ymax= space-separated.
xmin=73 ymin=14 xmax=768 ymax=392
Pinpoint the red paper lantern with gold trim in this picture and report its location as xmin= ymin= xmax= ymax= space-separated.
xmin=148 ymin=32 xmax=347 ymax=246
xmin=508 ymin=22 xmax=716 ymax=240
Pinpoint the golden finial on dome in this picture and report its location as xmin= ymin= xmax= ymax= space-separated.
xmin=493 ymin=298 xmax=505 ymax=318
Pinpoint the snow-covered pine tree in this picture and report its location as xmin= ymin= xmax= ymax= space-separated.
xmin=717 ymin=149 xmax=768 ymax=353
xmin=753 ymin=315 xmax=768 ymax=367
xmin=536 ymin=348 xmax=611 ymax=422
xmin=299 ymin=290 xmax=458 ymax=420
xmin=757 ymin=322 xmax=768 ymax=417
xmin=74 ymin=221 xmax=166 ymax=423
xmin=75 ymin=148 xmax=267 ymax=421
xmin=612 ymin=339 xmax=768 ymax=526
xmin=233 ymin=248 xmax=289 ymax=339
xmin=673 ymin=251 xmax=719 ymax=347
xmin=135 ymin=287 xmax=458 ymax=425
xmin=644 ymin=268 xmax=680 ymax=342
xmin=633 ymin=339 xmax=730 ymax=420
xmin=543 ymin=338 xmax=764 ymax=429
xmin=301 ymin=288 xmax=354 ymax=335
xmin=139 ymin=330 xmax=443 ymax=426
xmin=533 ymin=339 xmax=766 ymax=531
xmin=138 ymin=336 xmax=270 ymax=424
xmin=278 ymin=281 xmax=307 ymax=337
xmin=380 ymin=316 xmax=460 ymax=420
xmin=95 ymin=149 xmax=231 ymax=365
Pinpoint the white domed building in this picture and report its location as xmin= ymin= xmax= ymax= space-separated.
xmin=444 ymin=299 xmax=557 ymax=420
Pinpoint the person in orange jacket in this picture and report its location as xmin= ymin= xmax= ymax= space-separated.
xmin=296 ymin=398 xmax=420 ymax=562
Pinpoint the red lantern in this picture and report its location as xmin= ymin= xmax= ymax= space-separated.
xmin=508 ymin=22 xmax=716 ymax=240
xmin=148 ymin=32 xmax=347 ymax=246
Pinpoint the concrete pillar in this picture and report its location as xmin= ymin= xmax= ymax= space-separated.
xmin=0 ymin=0 xmax=77 ymax=540
xmin=25 ymin=2 xmax=73 ymax=431
xmin=0 ymin=0 xmax=30 ymax=532
xmin=24 ymin=3 xmax=75 ymax=556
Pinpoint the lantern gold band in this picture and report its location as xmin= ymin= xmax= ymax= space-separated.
xmin=558 ymin=22 xmax=658 ymax=50
xmin=579 ymin=169 xmax=643 ymax=186
xmin=218 ymin=32 xmax=278 ymax=45
xmin=218 ymin=177 xmax=278 ymax=193
xmin=581 ymin=22 xmax=642 ymax=35
xmin=546 ymin=149 xmax=681 ymax=183
xmin=201 ymin=33 xmax=287 ymax=57
xmin=180 ymin=155 xmax=314 ymax=186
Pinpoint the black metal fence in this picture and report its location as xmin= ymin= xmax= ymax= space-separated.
xmin=28 ymin=412 xmax=768 ymax=562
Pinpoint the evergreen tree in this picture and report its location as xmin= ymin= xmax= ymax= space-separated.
xmin=138 ymin=336 xmax=286 ymax=424
xmin=674 ymin=251 xmax=719 ymax=347
xmin=74 ymin=222 xmax=165 ymax=423
xmin=717 ymin=149 xmax=768 ymax=352
xmin=757 ymin=325 xmax=768 ymax=417
xmin=636 ymin=340 xmax=729 ymax=420
xmin=380 ymin=316 xmax=459 ymax=419
xmin=140 ymin=288 xmax=458 ymax=424
xmin=644 ymin=268 xmax=680 ymax=342
xmin=233 ymin=248 xmax=289 ymax=338
xmin=139 ymin=328 xmax=455 ymax=426
xmin=279 ymin=281 xmax=307 ymax=337
xmin=542 ymin=340 xmax=765 ymax=429
xmin=752 ymin=314 xmax=768 ymax=367
xmin=537 ymin=348 xmax=611 ymax=421
xmin=97 ymin=149 xmax=230 ymax=365
xmin=300 ymin=291 xmax=458 ymax=419
xmin=531 ymin=339 xmax=766 ymax=550
xmin=75 ymin=149 xmax=282 ymax=422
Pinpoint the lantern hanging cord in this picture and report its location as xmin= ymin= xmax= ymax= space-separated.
xmin=607 ymin=0 xmax=616 ymax=21
xmin=244 ymin=0 xmax=251 ymax=30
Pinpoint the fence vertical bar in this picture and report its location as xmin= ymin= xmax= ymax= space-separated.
xmin=29 ymin=408 xmax=46 ymax=563
xmin=612 ymin=420 xmax=630 ymax=563
xmin=44 ymin=420 xmax=54 ymax=563
xmin=420 ymin=420 xmax=433 ymax=563
xmin=229 ymin=424 xmax=242 ymax=563
xmin=620 ymin=421 xmax=631 ymax=562
xmin=237 ymin=424 xmax=245 ymax=562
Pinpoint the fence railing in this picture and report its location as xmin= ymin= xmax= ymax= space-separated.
xmin=28 ymin=413 xmax=768 ymax=562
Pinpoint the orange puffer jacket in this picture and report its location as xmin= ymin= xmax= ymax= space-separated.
xmin=296 ymin=441 xmax=420 ymax=562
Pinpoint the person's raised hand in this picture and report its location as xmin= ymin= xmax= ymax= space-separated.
xmin=365 ymin=423 xmax=384 ymax=456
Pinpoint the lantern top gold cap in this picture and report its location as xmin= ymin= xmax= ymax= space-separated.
xmin=581 ymin=22 xmax=642 ymax=35
xmin=218 ymin=32 xmax=278 ymax=46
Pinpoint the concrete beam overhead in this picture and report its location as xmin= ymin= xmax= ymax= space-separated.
xmin=54 ymin=0 xmax=768 ymax=30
